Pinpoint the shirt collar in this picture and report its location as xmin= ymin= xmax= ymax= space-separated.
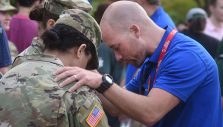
xmin=148 ymin=26 xmax=172 ymax=64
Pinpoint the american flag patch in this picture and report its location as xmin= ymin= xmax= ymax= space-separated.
xmin=86 ymin=106 xmax=104 ymax=127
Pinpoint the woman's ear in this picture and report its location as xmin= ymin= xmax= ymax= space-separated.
xmin=76 ymin=44 xmax=87 ymax=59
xmin=47 ymin=19 xmax=56 ymax=29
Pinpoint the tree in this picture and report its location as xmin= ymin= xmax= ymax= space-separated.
xmin=194 ymin=0 xmax=210 ymax=13
xmin=162 ymin=0 xmax=197 ymax=25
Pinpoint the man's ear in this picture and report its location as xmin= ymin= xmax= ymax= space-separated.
xmin=47 ymin=19 xmax=56 ymax=29
xmin=129 ymin=24 xmax=140 ymax=38
xmin=76 ymin=44 xmax=87 ymax=58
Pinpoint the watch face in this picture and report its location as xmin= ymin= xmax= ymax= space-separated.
xmin=105 ymin=75 xmax=113 ymax=84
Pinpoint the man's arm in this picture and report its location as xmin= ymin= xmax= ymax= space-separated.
xmin=96 ymin=92 xmax=122 ymax=116
xmin=55 ymin=67 xmax=180 ymax=126
xmin=103 ymin=84 xmax=180 ymax=126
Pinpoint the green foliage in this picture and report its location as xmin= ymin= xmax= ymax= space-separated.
xmin=92 ymin=0 xmax=109 ymax=14
xmin=162 ymin=0 xmax=197 ymax=25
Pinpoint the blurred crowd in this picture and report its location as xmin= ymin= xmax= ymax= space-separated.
xmin=0 ymin=0 xmax=223 ymax=127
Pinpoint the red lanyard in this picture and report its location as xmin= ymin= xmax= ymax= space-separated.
xmin=148 ymin=29 xmax=177 ymax=88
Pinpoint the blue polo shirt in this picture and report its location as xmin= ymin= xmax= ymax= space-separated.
xmin=126 ymin=27 xmax=222 ymax=127
xmin=151 ymin=6 xmax=176 ymax=29
xmin=0 ymin=27 xmax=11 ymax=67
xmin=125 ymin=6 xmax=176 ymax=85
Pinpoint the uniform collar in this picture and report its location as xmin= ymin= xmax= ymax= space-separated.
xmin=16 ymin=54 xmax=64 ymax=67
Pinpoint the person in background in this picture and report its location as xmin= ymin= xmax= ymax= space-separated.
xmin=0 ymin=9 xmax=109 ymax=127
xmin=12 ymin=0 xmax=92 ymax=68
xmin=94 ymin=2 xmax=125 ymax=127
xmin=182 ymin=8 xmax=220 ymax=58
xmin=176 ymin=21 xmax=188 ymax=32
xmin=8 ymin=0 xmax=38 ymax=53
xmin=216 ymin=39 xmax=223 ymax=109
xmin=0 ymin=0 xmax=18 ymax=61
xmin=0 ymin=25 xmax=11 ymax=74
xmin=204 ymin=0 xmax=223 ymax=41
xmin=132 ymin=0 xmax=175 ymax=29
xmin=54 ymin=1 xmax=222 ymax=127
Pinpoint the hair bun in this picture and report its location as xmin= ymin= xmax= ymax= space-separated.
xmin=41 ymin=28 xmax=61 ymax=50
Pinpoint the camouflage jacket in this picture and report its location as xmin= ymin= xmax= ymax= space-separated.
xmin=12 ymin=37 xmax=44 ymax=68
xmin=0 ymin=55 xmax=109 ymax=127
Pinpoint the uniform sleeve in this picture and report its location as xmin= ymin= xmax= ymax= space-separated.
xmin=154 ymin=51 xmax=207 ymax=102
xmin=0 ymin=28 xmax=12 ymax=67
xmin=64 ymin=86 xmax=109 ymax=127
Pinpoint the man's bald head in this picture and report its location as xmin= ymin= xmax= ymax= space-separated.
xmin=100 ymin=1 xmax=152 ymax=32
xmin=99 ymin=1 xmax=163 ymax=66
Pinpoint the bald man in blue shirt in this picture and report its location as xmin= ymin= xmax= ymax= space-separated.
xmin=126 ymin=0 xmax=176 ymax=89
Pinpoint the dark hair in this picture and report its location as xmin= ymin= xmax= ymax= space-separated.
xmin=188 ymin=17 xmax=206 ymax=32
xmin=209 ymin=0 xmax=217 ymax=6
xmin=146 ymin=0 xmax=160 ymax=5
xmin=41 ymin=24 xmax=98 ymax=69
xmin=17 ymin=0 xmax=36 ymax=7
xmin=94 ymin=3 xmax=110 ymax=24
xmin=29 ymin=5 xmax=59 ymax=29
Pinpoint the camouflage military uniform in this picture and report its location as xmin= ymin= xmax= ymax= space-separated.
xmin=12 ymin=37 xmax=43 ymax=68
xmin=0 ymin=55 xmax=109 ymax=127
xmin=12 ymin=0 xmax=92 ymax=68
xmin=0 ymin=9 xmax=109 ymax=127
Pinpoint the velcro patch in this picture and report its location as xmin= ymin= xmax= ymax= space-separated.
xmin=86 ymin=106 xmax=104 ymax=127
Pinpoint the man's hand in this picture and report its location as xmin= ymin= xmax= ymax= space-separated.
xmin=54 ymin=67 xmax=102 ymax=92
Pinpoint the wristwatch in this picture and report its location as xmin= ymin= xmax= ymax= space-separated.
xmin=96 ymin=74 xmax=114 ymax=93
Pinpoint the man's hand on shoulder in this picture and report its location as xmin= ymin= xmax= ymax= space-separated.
xmin=54 ymin=67 xmax=102 ymax=92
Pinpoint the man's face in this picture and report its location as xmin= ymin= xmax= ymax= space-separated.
xmin=102 ymin=25 xmax=147 ymax=67
xmin=0 ymin=11 xmax=12 ymax=31
xmin=210 ymin=0 xmax=223 ymax=22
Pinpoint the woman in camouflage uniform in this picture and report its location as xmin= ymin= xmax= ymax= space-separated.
xmin=0 ymin=9 xmax=109 ymax=127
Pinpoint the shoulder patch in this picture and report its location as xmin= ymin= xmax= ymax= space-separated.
xmin=86 ymin=106 xmax=104 ymax=127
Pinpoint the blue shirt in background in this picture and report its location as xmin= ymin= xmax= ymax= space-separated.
xmin=125 ymin=6 xmax=176 ymax=85
xmin=151 ymin=6 xmax=176 ymax=29
xmin=126 ymin=27 xmax=222 ymax=127
xmin=0 ymin=27 xmax=12 ymax=67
